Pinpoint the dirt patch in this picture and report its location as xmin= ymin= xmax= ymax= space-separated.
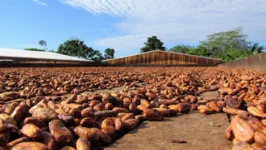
xmin=105 ymin=112 xmax=231 ymax=150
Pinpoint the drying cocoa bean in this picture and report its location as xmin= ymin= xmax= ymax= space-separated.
xmin=231 ymin=117 xmax=254 ymax=143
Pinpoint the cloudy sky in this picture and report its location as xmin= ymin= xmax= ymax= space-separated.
xmin=0 ymin=0 xmax=266 ymax=57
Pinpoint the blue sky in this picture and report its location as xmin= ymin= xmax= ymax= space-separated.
xmin=0 ymin=0 xmax=266 ymax=57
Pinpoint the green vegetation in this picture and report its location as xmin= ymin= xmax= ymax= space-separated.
xmin=24 ymin=48 xmax=45 ymax=51
xmin=39 ymin=40 xmax=47 ymax=50
xmin=170 ymin=45 xmax=212 ymax=57
xmin=169 ymin=28 xmax=265 ymax=62
xmin=57 ymin=39 xmax=94 ymax=59
xmin=25 ymin=40 xmax=54 ymax=52
xmin=140 ymin=36 xmax=165 ymax=53
xmin=57 ymin=38 xmax=115 ymax=64
xmin=250 ymin=43 xmax=265 ymax=55
xmin=170 ymin=45 xmax=193 ymax=54
xmin=90 ymin=50 xmax=104 ymax=64
xmin=24 ymin=38 xmax=116 ymax=64
xmin=104 ymin=48 xmax=115 ymax=59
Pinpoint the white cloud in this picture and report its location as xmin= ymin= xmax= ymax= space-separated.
xmin=33 ymin=0 xmax=48 ymax=6
xmin=60 ymin=0 xmax=266 ymax=54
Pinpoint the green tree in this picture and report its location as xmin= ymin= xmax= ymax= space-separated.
xmin=91 ymin=50 xmax=104 ymax=64
xmin=140 ymin=36 xmax=165 ymax=53
xmin=223 ymin=48 xmax=250 ymax=62
xmin=200 ymin=28 xmax=251 ymax=61
xmin=169 ymin=45 xmax=211 ymax=57
xmin=250 ymin=43 xmax=265 ymax=55
xmin=104 ymin=48 xmax=115 ymax=59
xmin=24 ymin=40 xmax=56 ymax=52
xmin=39 ymin=40 xmax=47 ymax=49
xmin=169 ymin=45 xmax=193 ymax=54
xmin=195 ymin=46 xmax=211 ymax=56
xmin=24 ymin=48 xmax=45 ymax=52
xmin=57 ymin=39 xmax=94 ymax=59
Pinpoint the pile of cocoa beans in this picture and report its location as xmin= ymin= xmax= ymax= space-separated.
xmin=0 ymin=67 xmax=144 ymax=98
xmin=0 ymin=67 xmax=266 ymax=150
xmin=0 ymin=88 xmax=196 ymax=149
xmin=193 ymin=69 xmax=266 ymax=149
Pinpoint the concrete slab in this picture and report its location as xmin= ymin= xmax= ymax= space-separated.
xmin=105 ymin=112 xmax=231 ymax=150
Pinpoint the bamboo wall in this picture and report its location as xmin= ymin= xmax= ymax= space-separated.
xmin=105 ymin=51 xmax=222 ymax=66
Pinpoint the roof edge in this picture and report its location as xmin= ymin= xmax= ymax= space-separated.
xmin=0 ymin=48 xmax=94 ymax=62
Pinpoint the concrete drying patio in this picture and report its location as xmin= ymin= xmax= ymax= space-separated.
xmin=105 ymin=112 xmax=231 ymax=150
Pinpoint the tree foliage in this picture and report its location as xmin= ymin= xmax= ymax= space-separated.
xmin=200 ymin=28 xmax=251 ymax=61
xmin=104 ymin=48 xmax=115 ymax=59
xmin=25 ymin=40 xmax=54 ymax=52
xmin=169 ymin=45 xmax=211 ymax=57
xmin=24 ymin=48 xmax=45 ymax=52
xmin=39 ymin=40 xmax=47 ymax=48
xmin=169 ymin=28 xmax=266 ymax=62
xmin=250 ymin=43 xmax=265 ymax=55
xmin=140 ymin=36 xmax=165 ymax=53
xmin=187 ymin=46 xmax=212 ymax=57
xmin=170 ymin=45 xmax=193 ymax=54
xmin=91 ymin=50 xmax=104 ymax=63
xmin=57 ymin=39 xmax=94 ymax=59
xmin=57 ymin=38 xmax=106 ymax=64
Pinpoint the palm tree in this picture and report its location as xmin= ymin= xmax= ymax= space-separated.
xmin=39 ymin=40 xmax=47 ymax=50
xmin=250 ymin=43 xmax=265 ymax=55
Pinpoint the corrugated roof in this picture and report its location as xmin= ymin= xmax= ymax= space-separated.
xmin=0 ymin=48 xmax=93 ymax=62
xmin=103 ymin=50 xmax=223 ymax=61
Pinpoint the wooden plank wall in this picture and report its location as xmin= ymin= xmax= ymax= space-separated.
xmin=106 ymin=51 xmax=222 ymax=66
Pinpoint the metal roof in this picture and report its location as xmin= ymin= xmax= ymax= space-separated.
xmin=0 ymin=48 xmax=93 ymax=62
xmin=103 ymin=50 xmax=223 ymax=61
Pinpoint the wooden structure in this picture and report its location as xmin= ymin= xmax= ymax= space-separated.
xmin=103 ymin=50 xmax=222 ymax=66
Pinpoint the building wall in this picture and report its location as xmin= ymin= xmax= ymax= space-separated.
xmin=218 ymin=52 xmax=266 ymax=72
xmin=106 ymin=51 xmax=222 ymax=66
